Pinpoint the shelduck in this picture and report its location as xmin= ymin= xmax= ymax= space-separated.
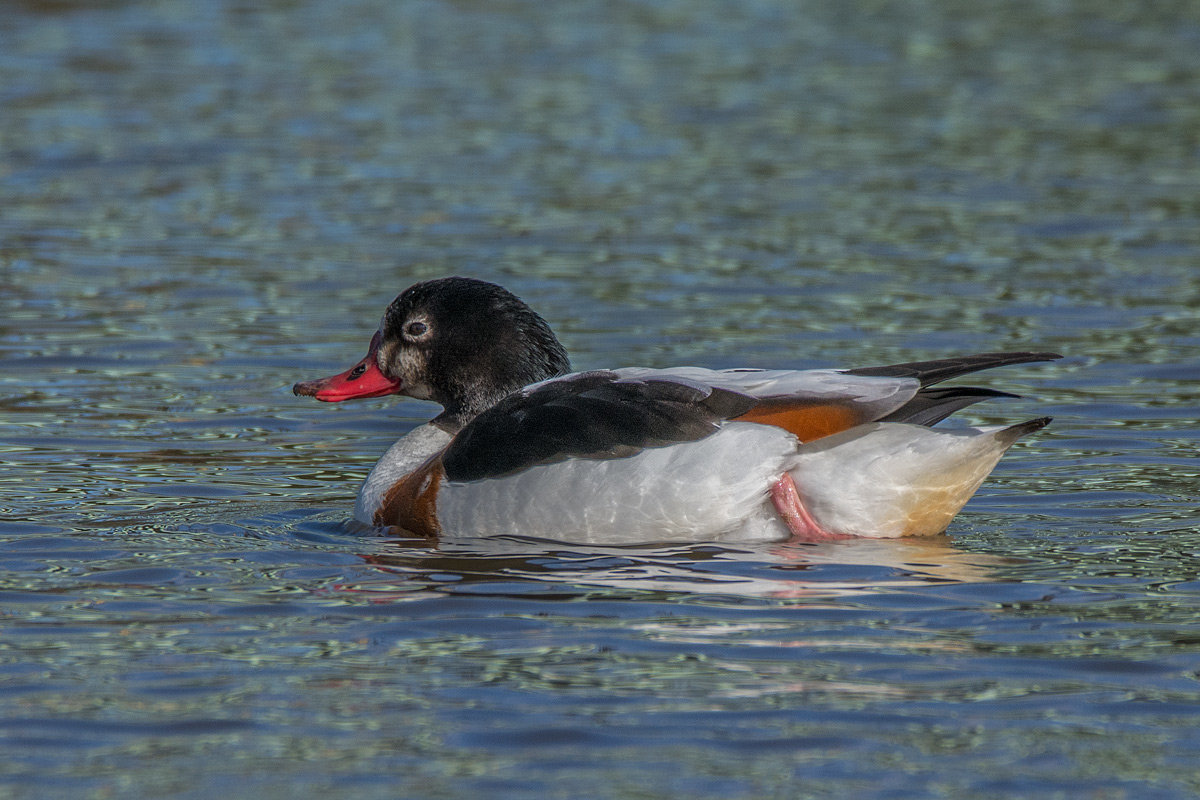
xmin=294 ymin=277 xmax=1058 ymax=544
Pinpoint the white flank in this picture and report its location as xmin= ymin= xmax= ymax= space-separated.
xmin=436 ymin=423 xmax=799 ymax=545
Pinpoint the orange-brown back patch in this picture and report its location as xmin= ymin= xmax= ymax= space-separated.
xmin=733 ymin=400 xmax=862 ymax=442
xmin=375 ymin=456 xmax=444 ymax=538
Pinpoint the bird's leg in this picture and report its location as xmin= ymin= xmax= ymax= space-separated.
xmin=769 ymin=473 xmax=851 ymax=542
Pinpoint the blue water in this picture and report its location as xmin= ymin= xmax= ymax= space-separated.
xmin=3 ymin=1 xmax=1200 ymax=797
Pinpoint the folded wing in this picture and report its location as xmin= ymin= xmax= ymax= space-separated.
xmin=442 ymin=352 xmax=1061 ymax=483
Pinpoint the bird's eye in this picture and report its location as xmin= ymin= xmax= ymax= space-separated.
xmin=405 ymin=321 xmax=429 ymax=338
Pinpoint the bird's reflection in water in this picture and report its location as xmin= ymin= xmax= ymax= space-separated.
xmin=342 ymin=531 xmax=1016 ymax=601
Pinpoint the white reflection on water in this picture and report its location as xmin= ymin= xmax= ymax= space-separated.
xmin=338 ymin=534 xmax=1013 ymax=601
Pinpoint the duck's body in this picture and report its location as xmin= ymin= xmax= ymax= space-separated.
xmin=294 ymin=278 xmax=1058 ymax=544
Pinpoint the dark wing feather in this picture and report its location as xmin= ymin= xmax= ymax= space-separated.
xmin=843 ymin=351 xmax=1061 ymax=386
xmin=844 ymin=351 xmax=1060 ymax=427
xmin=441 ymin=371 xmax=757 ymax=482
xmin=879 ymin=387 xmax=1018 ymax=426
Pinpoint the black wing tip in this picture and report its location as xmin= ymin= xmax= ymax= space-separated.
xmin=968 ymin=351 xmax=1064 ymax=366
xmin=879 ymin=386 xmax=1023 ymax=426
xmin=843 ymin=351 xmax=1064 ymax=384
xmin=971 ymin=351 xmax=1062 ymax=360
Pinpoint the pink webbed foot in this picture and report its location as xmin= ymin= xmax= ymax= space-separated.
xmin=769 ymin=473 xmax=853 ymax=542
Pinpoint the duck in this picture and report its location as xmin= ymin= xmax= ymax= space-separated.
xmin=293 ymin=277 xmax=1060 ymax=545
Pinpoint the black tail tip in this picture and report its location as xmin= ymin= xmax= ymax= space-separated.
xmin=1020 ymin=416 xmax=1053 ymax=434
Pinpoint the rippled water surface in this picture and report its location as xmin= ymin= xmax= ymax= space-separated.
xmin=3 ymin=1 xmax=1200 ymax=797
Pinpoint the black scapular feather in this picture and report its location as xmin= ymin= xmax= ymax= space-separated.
xmin=442 ymin=371 xmax=756 ymax=482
